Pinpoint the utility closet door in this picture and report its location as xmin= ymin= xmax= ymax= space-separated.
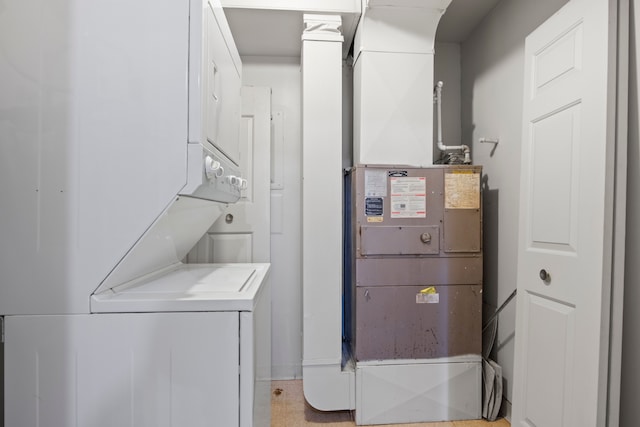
xmin=188 ymin=86 xmax=271 ymax=263
xmin=513 ymin=0 xmax=622 ymax=426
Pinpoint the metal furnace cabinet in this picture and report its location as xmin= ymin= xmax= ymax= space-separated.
xmin=344 ymin=164 xmax=483 ymax=424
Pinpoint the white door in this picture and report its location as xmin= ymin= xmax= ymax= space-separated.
xmin=512 ymin=1 xmax=623 ymax=426
xmin=187 ymin=86 xmax=271 ymax=263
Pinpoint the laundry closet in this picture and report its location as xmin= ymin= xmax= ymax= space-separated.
xmin=224 ymin=0 xmax=627 ymax=425
xmin=0 ymin=0 xmax=635 ymax=426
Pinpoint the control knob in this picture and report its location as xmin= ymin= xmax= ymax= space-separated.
xmin=228 ymin=176 xmax=248 ymax=190
xmin=204 ymin=156 xmax=223 ymax=179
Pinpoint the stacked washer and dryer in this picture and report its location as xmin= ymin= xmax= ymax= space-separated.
xmin=0 ymin=1 xmax=270 ymax=426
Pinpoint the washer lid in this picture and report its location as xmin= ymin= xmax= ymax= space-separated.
xmin=93 ymin=196 xmax=227 ymax=296
xmin=91 ymin=263 xmax=270 ymax=313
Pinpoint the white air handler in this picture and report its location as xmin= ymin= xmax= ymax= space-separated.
xmin=0 ymin=1 xmax=270 ymax=426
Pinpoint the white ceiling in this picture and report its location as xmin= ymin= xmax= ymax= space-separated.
xmin=224 ymin=0 xmax=502 ymax=58
xmin=224 ymin=7 xmax=361 ymax=58
xmin=437 ymin=0 xmax=501 ymax=43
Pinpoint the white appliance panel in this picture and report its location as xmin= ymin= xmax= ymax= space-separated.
xmin=4 ymin=313 xmax=241 ymax=427
xmin=183 ymin=143 xmax=243 ymax=203
xmin=240 ymin=273 xmax=272 ymax=427
xmin=0 ymin=0 xmax=243 ymax=315
xmin=0 ymin=0 xmax=190 ymax=315
xmin=189 ymin=0 xmax=242 ymax=164
xmin=6 ymin=264 xmax=271 ymax=427
xmin=93 ymin=197 xmax=227 ymax=294
xmin=91 ymin=263 xmax=270 ymax=313
xmin=355 ymin=359 xmax=482 ymax=425
xmin=353 ymin=51 xmax=435 ymax=166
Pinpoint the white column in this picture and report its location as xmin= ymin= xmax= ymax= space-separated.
xmin=301 ymin=14 xmax=354 ymax=411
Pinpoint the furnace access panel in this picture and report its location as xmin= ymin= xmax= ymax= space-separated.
xmin=345 ymin=165 xmax=483 ymax=361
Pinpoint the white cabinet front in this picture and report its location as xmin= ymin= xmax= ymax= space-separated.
xmin=4 ymin=313 xmax=240 ymax=427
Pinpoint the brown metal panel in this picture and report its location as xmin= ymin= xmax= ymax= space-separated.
xmin=353 ymin=166 xmax=445 ymax=229
xmin=360 ymin=225 xmax=440 ymax=256
xmin=348 ymin=164 xmax=483 ymax=363
xmin=354 ymin=284 xmax=482 ymax=361
xmin=442 ymin=166 xmax=482 ymax=253
xmin=443 ymin=209 xmax=482 ymax=253
xmin=355 ymin=256 xmax=482 ymax=287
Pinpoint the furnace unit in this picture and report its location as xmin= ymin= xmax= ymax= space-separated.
xmin=344 ymin=164 xmax=483 ymax=424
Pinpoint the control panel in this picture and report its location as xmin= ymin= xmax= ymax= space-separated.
xmin=353 ymin=165 xmax=482 ymax=257
xmin=183 ymin=144 xmax=245 ymax=203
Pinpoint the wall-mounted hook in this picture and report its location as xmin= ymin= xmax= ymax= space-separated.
xmin=479 ymin=137 xmax=499 ymax=144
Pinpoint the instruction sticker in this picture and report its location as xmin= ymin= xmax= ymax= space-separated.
xmin=390 ymin=176 xmax=426 ymax=218
xmin=365 ymin=197 xmax=383 ymax=217
xmin=417 ymin=286 xmax=439 ymax=303
xmin=445 ymin=171 xmax=480 ymax=209
xmin=364 ymin=169 xmax=387 ymax=197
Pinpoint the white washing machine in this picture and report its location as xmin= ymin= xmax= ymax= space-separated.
xmin=5 ymin=262 xmax=271 ymax=427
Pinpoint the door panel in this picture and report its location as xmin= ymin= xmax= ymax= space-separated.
xmin=520 ymin=293 xmax=575 ymax=427
xmin=533 ymin=22 xmax=582 ymax=94
xmin=513 ymin=1 xmax=621 ymax=426
xmin=187 ymin=86 xmax=271 ymax=264
xmin=205 ymin=2 xmax=241 ymax=164
xmin=529 ymin=102 xmax=580 ymax=251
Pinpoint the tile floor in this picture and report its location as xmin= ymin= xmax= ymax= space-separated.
xmin=270 ymin=380 xmax=510 ymax=427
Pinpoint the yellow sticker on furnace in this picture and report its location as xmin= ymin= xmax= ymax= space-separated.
xmin=420 ymin=286 xmax=437 ymax=294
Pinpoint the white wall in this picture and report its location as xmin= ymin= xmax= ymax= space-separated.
xmin=621 ymin=1 xmax=640 ymax=425
xmin=460 ymin=0 xmax=567 ymax=404
xmin=242 ymin=56 xmax=303 ymax=379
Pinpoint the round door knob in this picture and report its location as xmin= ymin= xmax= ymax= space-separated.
xmin=420 ymin=233 xmax=432 ymax=244
xmin=539 ymin=269 xmax=550 ymax=282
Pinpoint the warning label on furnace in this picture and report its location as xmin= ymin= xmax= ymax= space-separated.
xmin=364 ymin=169 xmax=387 ymax=197
xmin=416 ymin=293 xmax=439 ymax=304
xmin=365 ymin=197 xmax=383 ymax=217
xmin=445 ymin=171 xmax=480 ymax=209
xmin=390 ymin=176 xmax=426 ymax=218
